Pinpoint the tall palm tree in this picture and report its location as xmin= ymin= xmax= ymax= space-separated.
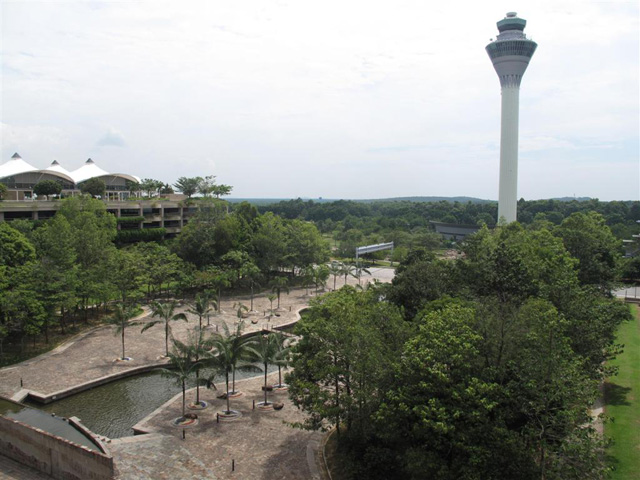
xmin=142 ymin=301 xmax=188 ymax=357
xmin=341 ymin=263 xmax=355 ymax=285
xmin=252 ymin=333 xmax=278 ymax=405
xmin=328 ymin=262 xmax=343 ymax=291
xmin=162 ymin=338 xmax=197 ymax=420
xmin=209 ymin=321 xmax=260 ymax=414
xmin=109 ymin=302 xmax=138 ymax=360
xmin=272 ymin=332 xmax=292 ymax=389
xmin=183 ymin=326 xmax=213 ymax=406
xmin=188 ymin=293 xmax=214 ymax=330
xmin=270 ymin=277 xmax=290 ymax=310
xmin=266 ymin=294 xmax=277 ymax=320
xmin=313 ymin=265 xmax=330 ymax=295
xmin=211 ymin=270 xmax=232 ymax=314
xmin=352 ymin=260 xmax=371 ymax=285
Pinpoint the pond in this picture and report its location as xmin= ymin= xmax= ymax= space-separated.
xmin=25 ymin=366 xmax=277 ymax=439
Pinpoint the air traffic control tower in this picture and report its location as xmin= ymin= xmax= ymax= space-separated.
xmin=486 ymin=12 xmax=537 ymax=223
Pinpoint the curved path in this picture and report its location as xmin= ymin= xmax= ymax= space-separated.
xmin=0 ymin=267 xmax=394 ymax=479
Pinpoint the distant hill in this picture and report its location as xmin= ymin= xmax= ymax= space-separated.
xmin=228 ymin=196 xmax=594 ymax=205
xmin=355 ymin=196 xmax=494 ymax=204
xmin=228 ymin=196 xmax=494 ymax=205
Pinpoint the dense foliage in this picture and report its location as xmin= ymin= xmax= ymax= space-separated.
xmin=259 ymin=197 xmax=640 ymax=240
xmin=0 ymin=195 xmax=329 ymax=361
xmin=287 ymin=222 xmax=630 ymax=480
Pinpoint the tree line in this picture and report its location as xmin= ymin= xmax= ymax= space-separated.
xmin=0 ymin=195 xmax=329 ymax=361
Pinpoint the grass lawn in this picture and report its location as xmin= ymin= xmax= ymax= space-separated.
xmin=604 ymin=304 xmax=640 ymax=479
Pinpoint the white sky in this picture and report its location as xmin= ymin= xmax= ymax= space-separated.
xmin=1 ymin=1 xmax=638 ymax=200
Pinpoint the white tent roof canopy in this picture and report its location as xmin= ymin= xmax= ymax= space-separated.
xmin=1 ymin=153 xmax=140 ymax=186
xmin=0 ymin=152 xmax=38 ymax=178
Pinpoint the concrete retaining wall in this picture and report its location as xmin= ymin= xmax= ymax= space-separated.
xmin=0 ymin=414 xmax=114 ymax=479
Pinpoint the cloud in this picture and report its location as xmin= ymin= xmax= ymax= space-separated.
xmin=96 ymin=127 xmax=126 ymax=147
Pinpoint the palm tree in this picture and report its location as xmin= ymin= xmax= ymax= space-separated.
xmin=233 ymin=302 xmax=248 ymax=320
xmin=272 ymin=332 xmax=292 ymax=389
xmin=313 ymin=265 xmax=330 ymax=295
xmin=188 ymin=293 xmax=214 ymax=330
xmin=328 ymin=262 xmax=343 ymax=291
xmin=240 ymin=262 xmax=261 ymax=313
xmin=266 ymin=294 xmax=277 ymax=319
xmin=252 ymin=333 xmax=279 ymax=405
xmin=352 ymin=260 xmax=371 ymax=285
xmin=301 ymin=267 xmax=314 ymax=296
xmin=162 ymin=338 xmax=198 ymax=420
xmin=184 ymin=326 xmax=213 ymax=406
xmin=341 ymin=263 xmax=355 ymax=285
xmin=109 ymin=302 xmax=138 ymax=360
xmin=211 ymin=270 xmax=232 ymax=314
xmin=209 ymin=321 xmax=260 ymax=414
xmin=270 ymin=277 xmax=290 ymax=310
xmin=142 ymin=301 xmax=188 ymax=357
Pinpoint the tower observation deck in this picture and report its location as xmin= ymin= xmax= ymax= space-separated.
xmin=486 ymin=12 xmax=537 ymax=223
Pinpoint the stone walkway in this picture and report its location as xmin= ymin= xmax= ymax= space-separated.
xmin=0 ymin=267 xmax=394 ymax=479
xmin=110 ymin=372 xmax=323 ymax=480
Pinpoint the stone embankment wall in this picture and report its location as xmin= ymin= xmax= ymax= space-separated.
xmin=0 ymin=414 xmax=114 ymax=480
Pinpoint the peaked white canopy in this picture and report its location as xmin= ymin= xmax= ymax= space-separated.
xmin=70 ymin=158 xmax=110 ymax=183
xmin=0 ymin=153 xmax=38 ymax=178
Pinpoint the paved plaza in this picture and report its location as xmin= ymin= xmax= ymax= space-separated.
xmin=0 ymin=267 xmax=394 ymax=479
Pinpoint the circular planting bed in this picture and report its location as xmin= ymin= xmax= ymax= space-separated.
xmin=188 ymin=400 xmax=209 ymax=410
xmin=256 ymin=401 xmax=274 ymax=411
xmin=257 ymin=402 xmax=284 ymax=411
xmin=218 ymin=410 xmax=242 ymax=421
xmin=172 ymin=415 xmax=199 ymax=428
xmin=273 ymin=384 xmax=288 ymax=392
xmin=114 ymin=357 xmax=133 ymax=363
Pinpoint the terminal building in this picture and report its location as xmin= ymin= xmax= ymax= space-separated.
xmin=0 ymin=153 xmax=194 ymax=236
xmin=0 ymin=153 xmax=139 ymax=201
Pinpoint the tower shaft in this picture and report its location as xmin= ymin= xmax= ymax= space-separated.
xmin=498 ymin=85 xmax=520 ymax=223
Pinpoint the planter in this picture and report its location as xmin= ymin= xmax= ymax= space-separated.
xmin=172 ymin=416 xmax=199 ymax=428
xmin=188 ymin=400 xmax=209 ymax=410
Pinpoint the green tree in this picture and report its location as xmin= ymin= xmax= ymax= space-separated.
xmin=32 ymin=214 xmax=78 ymax=339
xmin=270 ymin=276 xmax=290 ymax=310
xmin=58 ymin=196 xmax=117 ymax=321
xmin=251 ymin=212 xmax=288 ymax=274
xmin=174 ymin=176 xmax=202 ymax=198
xmin=33 ymin=180 xmax=62 ymax=199
xmin=139 ymin=178 xmax=164 ymax=198
xmin=79 ymin=178 xmax=106 ymax=198
xmin=287 ymin=286 xmax=408 ymax=437
xmin=375 ymin=305 xmax=514 ymax=480
xmin=142 ymin=301 xmax=188 ymax=357
xmin=108 ymin=302 xmax=139 ymax=360
xmin=0 ymin=182 xmax=7 ymax=200
xmin=162 ymin=338 xmax=198 ymax=420
xmin=328 ymin=262 xmax=343 ymax=290
xmin=0 ymin=222 xmax=36 ymax=268
xmin=209 ymin=321 xmax=260 ymax=413
xmin=172 ymin=203 xmax=227 ymax=268
xmin=188 ymin=292 xmax=214 ymax=330
xmin=285 ymin=219 xmax=330 ymax=271
xmin=312 ymin=264 xmax=330 ymax=295
xmin=555 ymin=212 xmax=622 ymax=292
xmin=251 ymin=333 xmax=278 ymax=406
xmin=211 ymin=184 xmax=233 ymax=199
xmin=108 ymin=247 xmax=144 ymax=304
